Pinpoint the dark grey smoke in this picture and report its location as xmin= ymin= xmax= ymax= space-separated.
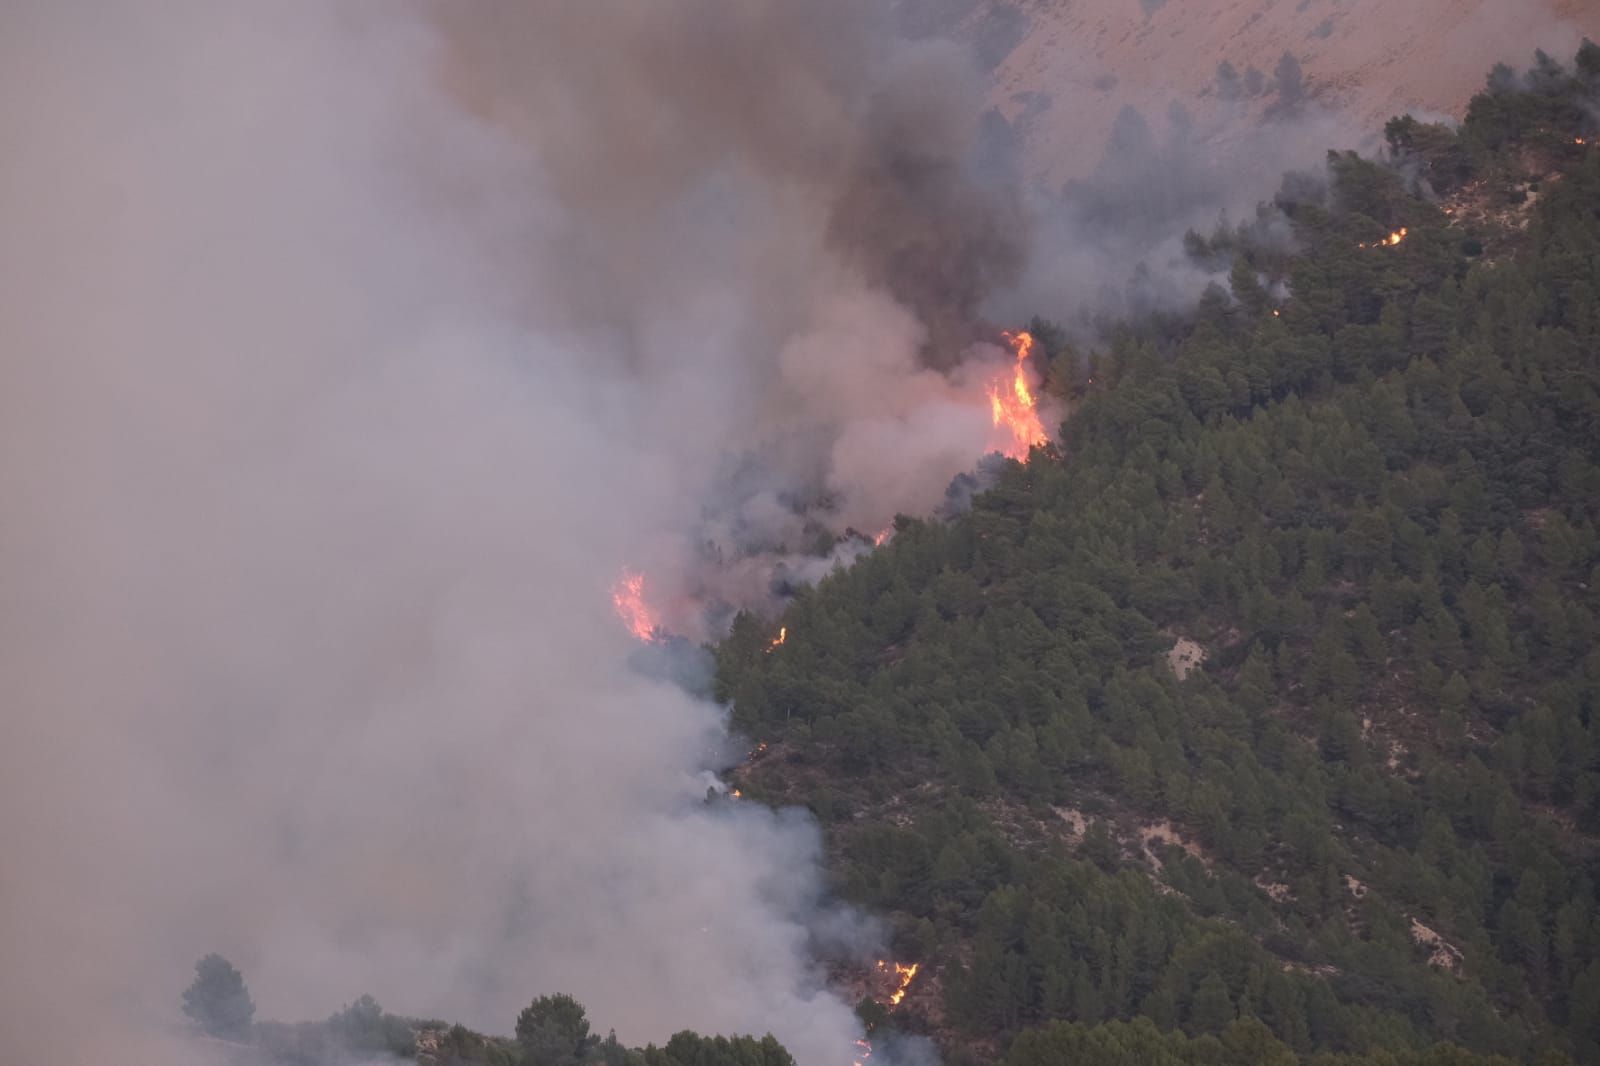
xmin=439 ymin=1 xmax=1026 ymax=367
xmin=825 ymin=41 xmax=1027 ymax=365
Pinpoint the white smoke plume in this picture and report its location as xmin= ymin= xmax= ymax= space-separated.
xmin=0 ymin=2 xmax=1017 ymax=1063
xmin=427 ymin=0 xmax=1049 ymax=636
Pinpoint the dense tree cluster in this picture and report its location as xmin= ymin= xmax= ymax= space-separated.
xmin=718 ymin=46 xmax=1600 ymax=1066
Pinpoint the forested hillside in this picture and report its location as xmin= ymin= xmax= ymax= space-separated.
xmin=717 ymin=44 xmax=1600 ymax=1066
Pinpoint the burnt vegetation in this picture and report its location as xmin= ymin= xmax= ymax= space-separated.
xmin=717 ymin=43 xmax=1600 ymax=1066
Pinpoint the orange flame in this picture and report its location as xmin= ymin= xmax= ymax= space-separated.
xmin=1360 ymin=227 xmax=1408 ymax=249
xmin=872 ymin=527 xmax=893 ymax=547
xmin=767 ymin=626 xmax=787 ymax=652
xmin=611 ymin=568 xmax=660 ymax=642
xmin=876 ymin=959 xmax=920 ymax=1007
xmin=988 ymin=330 xmax=1048 ymax=460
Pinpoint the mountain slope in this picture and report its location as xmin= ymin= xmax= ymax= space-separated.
xmin=718 ymin=45 xmax=1600 ymax=1066
xmin=898 ymin=0 xmax=1600 ymax=184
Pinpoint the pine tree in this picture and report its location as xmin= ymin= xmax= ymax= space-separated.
xmin=1189 ymin=972 xmax=1236 ymax=1035
xmin=181 ymin=954 xmax=255 ymax=1040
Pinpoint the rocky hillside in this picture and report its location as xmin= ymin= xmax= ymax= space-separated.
xmin=895 ymin=0 xmax=1600 ymax=184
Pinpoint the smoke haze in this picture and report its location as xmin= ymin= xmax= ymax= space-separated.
xmin=0 ymin=2 xmax=975 ymax=1062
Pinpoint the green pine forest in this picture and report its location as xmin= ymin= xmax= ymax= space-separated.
xmin=715 ymin=43 xmax=1600 ymax=1066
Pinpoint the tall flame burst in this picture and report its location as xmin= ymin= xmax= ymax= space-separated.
xmin=989 ymin=330 xmax=1049 ymax=460
xmin=611 ymin=568 xmax=660 ymax=642
xmin=767 ymin=626 xmax=787 ymax=652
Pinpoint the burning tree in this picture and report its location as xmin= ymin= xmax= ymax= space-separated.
xmin=611 ymin=568 xmax=661 ymax=642
xmin=988 ymin=330 xmax=1049 ymax=460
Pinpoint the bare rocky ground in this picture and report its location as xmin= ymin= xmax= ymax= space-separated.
xmin=896 ymin=0 xmax=1600 ymax=184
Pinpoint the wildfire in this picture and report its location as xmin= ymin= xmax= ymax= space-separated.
xmin=1360 ymin=227 xmax=1408 ymax=249
xmin=877 ymin=959 xmax=920 ymax=1007
xmin=872 ymin=527 xmax=893 ymax=547
xmin=849 ymin=961 xmax=917 ymax=1066
xmin=767 ymin=626 xmax=787 ymax=652
xmin=988 ymin=330 xmax=1049 ymax=460
xmin=611 ymin=568 xmax=660 ymax=642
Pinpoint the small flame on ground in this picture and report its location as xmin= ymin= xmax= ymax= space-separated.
xmin=876 ymin=959 xmax=920 ymax=1007
xmin=850 ymin=960 xmax=917 ymax=1065
xmin=767 ymin=626 xmax=787 ymax=652
xmin=988 ymin=330 xmax=1049 ymax=460
xmin=611 ymin=568 xmax=660 ymax=642
xmin=1360 ymin=227 xmax=1408 ymax=249
xmin=730 ymin=788 xmax=742 ymax=798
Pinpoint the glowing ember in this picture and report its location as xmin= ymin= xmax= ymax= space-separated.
xmin=988 ymin=330 xmax=1049 ymax=460
xmin=767 ymin=626 xmax=787 ymax=652
xmin=1360 ymin=226 xmax=1408 ymax=249
xmin=876 ymin=959 xmax=920 ymax=1007
xmin=611 ymin=568 xmax=660 ymax=642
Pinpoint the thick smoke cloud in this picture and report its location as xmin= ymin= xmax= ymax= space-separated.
xmin=438 ymin=2 xmax=1024 ymax=367
xmin=0 ymin=2 xmax=999 ymax=1063
xmin=432 ymin=1 xmax=1036 ymax=626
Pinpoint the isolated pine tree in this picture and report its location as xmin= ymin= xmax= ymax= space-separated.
xmin=181 ymin=953 xmax=254 ymax=1040
xmin=516 ymin=994 xmax=595 ymax=1066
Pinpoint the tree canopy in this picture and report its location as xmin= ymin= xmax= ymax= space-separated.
xmin=717 ymin=42 xmax=1600 ymax=1066
xmin=181 ymin=953 xmax=255 ymax=1040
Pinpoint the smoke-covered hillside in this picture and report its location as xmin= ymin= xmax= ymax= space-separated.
xmin=894 ymin=0 xmax=1600 ymax=184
